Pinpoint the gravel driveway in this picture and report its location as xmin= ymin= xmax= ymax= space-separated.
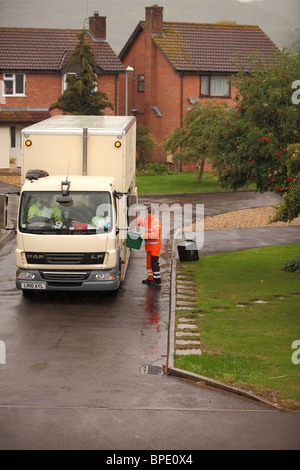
xmin=203 ymin=205 xmax=300 ymax=231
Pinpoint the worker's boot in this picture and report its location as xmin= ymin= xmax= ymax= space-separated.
xmin=142 ymin=278 xmax=155 ymax=285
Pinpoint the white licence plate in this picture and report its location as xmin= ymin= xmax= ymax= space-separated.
xmin=21 ymin=282 xmax=46 ymax=290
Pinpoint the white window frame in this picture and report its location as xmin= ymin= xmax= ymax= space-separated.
xmin=137 ymin=74 xmax=145 ymax=92
xmin=62 ymin=73 xmax=76 ymax=92
xmin=3 ymin=73 xmax=26 ymax=96
xmin=200 ymin=75 xmax=230 ymax=98
xmin=63 ymin=73 xmax=98 ymax=92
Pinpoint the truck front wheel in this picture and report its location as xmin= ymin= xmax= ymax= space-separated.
xmin=22 ymin=289 xmax=35 ymax=298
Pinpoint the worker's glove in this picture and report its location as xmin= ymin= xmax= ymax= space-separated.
xmin=139 ymin=234 xmax=145 ymax=239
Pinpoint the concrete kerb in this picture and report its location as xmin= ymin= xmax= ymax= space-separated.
xmin=166 ymin=238 xmax=285 ymax=412
xmin=141 ymin=189 xmax=256 ymax=198
xmin=0 ymin=221 xmax=15 ymax=248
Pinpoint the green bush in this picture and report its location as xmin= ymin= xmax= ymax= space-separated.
xmin=282 ymin=258 xmax=300 ymax=272
xmin=137 ymin=162 xmax=173 ymax=176
xmin=136 ymin=124 xmax=156 ymax=167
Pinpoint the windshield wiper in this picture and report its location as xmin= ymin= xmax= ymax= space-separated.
xmin=24 ymin=228 xmax=95 ymax=235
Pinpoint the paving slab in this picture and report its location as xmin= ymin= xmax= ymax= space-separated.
xmin=176 ymin=323 xmax=199 ymax=329
xmin=177 ymin=317 xmax=197 ymax=322
xmin=175 ymin=349 xmax=202 ymax=355
xmin=176 ymin=340 xmax=201 ymax=345
xmin=176 ymin=332 xmax=200 ymax=337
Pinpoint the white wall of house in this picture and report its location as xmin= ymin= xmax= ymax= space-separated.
xmin=0 ymin=127 xmax=10 ymax=169
xmin=0 ymin=125 xmax=23 ymax=169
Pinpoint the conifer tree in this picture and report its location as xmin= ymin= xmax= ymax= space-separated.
xmin=49 ymin=30 xmax=113 ymax=115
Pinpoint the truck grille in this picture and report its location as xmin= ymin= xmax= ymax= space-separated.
xmin=40 ymin=271 xmax=90 ymax=281
xmin=26 ymin=252 xmax=105 ymax=265
xmin=46 ymin=253 xmax=86 ymax=264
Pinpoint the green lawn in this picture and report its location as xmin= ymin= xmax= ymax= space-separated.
xmin=136 ymin=171 xmax=222 ymax=194
xmin=175 ymin=244 xmax=300 ymax=409
xmin=136 ymin=171 xmax=256 ymax=194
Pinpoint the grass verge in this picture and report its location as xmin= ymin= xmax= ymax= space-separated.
xmin=137 ymin=171 xmax=226 ymax=194
xmin=175 ymin=244 xmax=300 ymax=409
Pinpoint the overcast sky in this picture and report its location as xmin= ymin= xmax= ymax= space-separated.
xmin=0 ymin=0 xmax=298 ymax=54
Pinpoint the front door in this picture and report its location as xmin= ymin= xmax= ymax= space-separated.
xmin=10 ymin=126 xmax=23 ymax=167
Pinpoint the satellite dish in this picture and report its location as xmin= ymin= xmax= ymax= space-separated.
xmin=189 ymin=96 xmax=199 ymax=104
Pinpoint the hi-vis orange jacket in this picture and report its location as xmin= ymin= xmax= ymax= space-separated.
xmin=137 ymin=214 xmax=162 ymax=256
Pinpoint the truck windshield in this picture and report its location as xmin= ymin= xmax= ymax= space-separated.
xmin=19 ymin=191 xmax=113 ymax=235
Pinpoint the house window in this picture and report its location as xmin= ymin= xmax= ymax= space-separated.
xmin=3 ymin=73 xmax=26 ymax=96
xmin=62 ymin=73 xmax=97 ymax=92
xmin=138 ymin=74 xmax=144 ymax=92
xmin=200 ymin=75 xmax=230 ymax=97
xmin=63 ymin=73 xmax=76 ymax=91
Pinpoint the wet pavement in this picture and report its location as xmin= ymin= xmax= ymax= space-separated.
xmin=0 ymin=182 xmax=300 ymax=450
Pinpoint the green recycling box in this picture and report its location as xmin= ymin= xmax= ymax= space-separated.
xmin=126 ymin=231 xmax=143 ymax=250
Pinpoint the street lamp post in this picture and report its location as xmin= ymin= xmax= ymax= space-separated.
xmin=125 ymin=66 xmax=134 ymax=116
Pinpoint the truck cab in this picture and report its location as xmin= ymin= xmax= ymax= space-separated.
xmin=2 ymin=115 xmax=137 ymax=295
xmin=16 ymin=173 xmax=126 ymax=293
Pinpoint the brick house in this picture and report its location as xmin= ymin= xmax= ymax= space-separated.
xmin=0 ymin=12 xmax=125 ymax=169
xmin=119 ymin=5 xmax=279 ymax=164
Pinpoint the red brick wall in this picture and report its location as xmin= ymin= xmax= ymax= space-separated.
xmin=0 ymin=73 xmax=61 ymax=109
xmin=120 ymin=30 xmax=237 ymax=164
xmin=0 ymin=72 xmax=120 ymax=116
xmin=97 ymin=74 xmax=120 ymax=116
xmin=118 ymin=31 xmax=145 ymax=117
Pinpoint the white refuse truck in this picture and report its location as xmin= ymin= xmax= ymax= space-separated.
xmin=11 ymin=115 xmax=137 ymax=294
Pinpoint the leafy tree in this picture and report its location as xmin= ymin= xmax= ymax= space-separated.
xmin=163 ymin=100 xmax=229 ymax=183
xmin=213 ymin=50 xmax=300 ymax=193
xmin=49 ymin=30 xmax=113 ymax=115
xmin=163 ymin=50 xmax=300 ymax=191
xmin=269 ymin=143 xmax=300 ymax=222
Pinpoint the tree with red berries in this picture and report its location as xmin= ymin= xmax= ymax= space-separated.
xmin=163 ymin=50 xmax=300 ymax=217
xmin=213 ymin=50 xmax=300 ymax=194
xmin=269 ymin=143 xmax=300 ymax=222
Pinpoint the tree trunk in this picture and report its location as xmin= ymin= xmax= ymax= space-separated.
xmin=197 ymin=160 xmax=205 ymax=183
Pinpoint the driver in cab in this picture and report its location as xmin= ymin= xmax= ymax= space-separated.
xmin=27 ymin=197 xmax=63 ymax=223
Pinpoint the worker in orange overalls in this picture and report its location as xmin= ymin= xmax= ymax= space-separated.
xmin=137 ymin=206 xmax=162 ymax=286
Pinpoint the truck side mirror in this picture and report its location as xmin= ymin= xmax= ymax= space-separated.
xmin=0 ymin=194 xmax=8 ymax=229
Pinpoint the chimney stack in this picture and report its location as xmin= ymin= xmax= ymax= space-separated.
xmin=145 ymin=5 xmax=163 ymax=36
xmin=89 ymin=11 xmax=106 ymax=40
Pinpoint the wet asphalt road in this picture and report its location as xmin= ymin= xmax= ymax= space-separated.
xmin=0 ymin=185 xmax=300 ymax=450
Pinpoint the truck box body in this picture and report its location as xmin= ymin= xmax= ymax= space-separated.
xmin=21 ymin=115 xmax=136 ymax=192
xmin=15 ymin=116 xmax=137 ymax=294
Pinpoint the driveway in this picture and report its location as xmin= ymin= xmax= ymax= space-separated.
xmin=0 ymin=182 xmax=299 ymax=450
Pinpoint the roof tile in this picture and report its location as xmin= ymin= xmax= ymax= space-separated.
xmin=0 ymin=27 xmax=124 ymax=73
xmin=142 ymin=21 xmax=279 ymax=72
xmin=0 ymin=109 xmax=51 ymax=123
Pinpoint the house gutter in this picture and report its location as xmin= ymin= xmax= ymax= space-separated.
xmin=179 ymin=72 xmax=184 ymax=171
xmin=180 ymin=72 xmax=184 ymax=129
xmin=83 ymin=127 xmax=88 ymax=176
xmin=115 ymin=73 xmax=119 ymax=115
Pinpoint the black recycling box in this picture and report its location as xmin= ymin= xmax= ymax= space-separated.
xmin=177 ymin=240 xmax=199 ymax=262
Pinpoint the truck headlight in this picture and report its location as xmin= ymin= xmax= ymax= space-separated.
xmin=95 ymin=273 xmax=115 ymax=281
xmin=17 ymin=271 xmax=36 ymax=280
